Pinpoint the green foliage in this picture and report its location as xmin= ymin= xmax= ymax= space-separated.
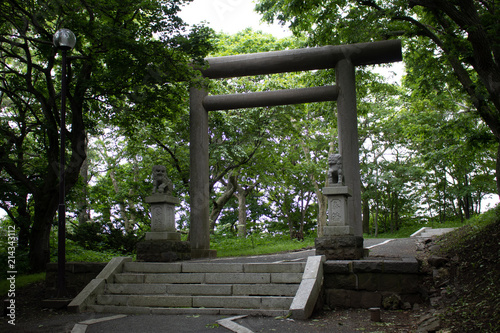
xmin=67 ymin=222 xmax=142 ymax=254
xmin=50 ymin=238 xmax=126 ymax=263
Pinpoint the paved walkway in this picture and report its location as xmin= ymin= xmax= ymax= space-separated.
xmin=6 ymin=237 xmax=426 ymax=333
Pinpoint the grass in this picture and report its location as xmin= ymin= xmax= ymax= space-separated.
xmin=50 ymin=239 xmax=135 ymax=263
xmin=0 ymin=272 xmax=45 ymax=296
xmin=211 ymin=233 xmax=315 ymax=257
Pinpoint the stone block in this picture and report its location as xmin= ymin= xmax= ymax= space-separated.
xmin=182 ymin=262 xmax=243 ymax=273
xmin=205 ymin=273 xmax=270 ymax=284
xmin=323 ymin=226 xmax=353 ymax=235
xmin=124 ymin=262 xmax=182 ymax=273
xmin=114 ymin=273 xmax=145 ymax=284
xmin=144 ymin=273 xmax=204 ymax=284
xmin=145 ymin=194 xmax=180 ymax=205
xmin=352 ymin=260 xmax=384 ymax=273
xmin=324 ymin=261 xmax=352 ymax=274
xmin=233 ymin=284 xmax=298 ymax=296
xmin=357 ymin=273 xmax=380 ymax=291
xmin=271 ymin=273 xmax=303 ymax=283
xmin=191 ymin=248 xmax=217 ymax=259
xmin=166 ymin=284 xmax=232 ymax=296
xmin=378 ymin=274 xmax=403 ymax=293
xmin=350 ymin=291 xmax=382 ymax=308
xmin=136 ymin=240 xmax=191 ymax=262
xmin=325 ymin=289 xmax=350 ymax=308
xmin=261 ymin=296 xmax=293 ymax=309
xmin=106 ymin=284 xmax=166 ymax=294
xmin=323 ymin=273 xmax=357 ymax=289
xmin=325 ymin=289 xmax=381 ymax=308
xmin=315 ymin=236 xmax=364 ymax=260
xmin=244 ymin=263 xmax=305 ymax=273
xmin=193 ymin=296 xmax=261 ymax=309
xmin=383 ymin=260 xmax=419 ymax=274
xmin=145 ymin=232 xmax=181 ymax=241
xmin=127 ymin=295 xmax=192 ymax=307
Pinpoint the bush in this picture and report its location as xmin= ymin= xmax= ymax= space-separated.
xmin=67 ymin=222 xmax=142 ymax=254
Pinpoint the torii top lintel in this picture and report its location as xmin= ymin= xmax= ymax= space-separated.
xmin=201 ymin=40 xmax=402 ymax=79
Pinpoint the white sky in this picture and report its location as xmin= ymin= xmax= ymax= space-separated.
xmin=179 ymin=0 xmax=292 ymax=38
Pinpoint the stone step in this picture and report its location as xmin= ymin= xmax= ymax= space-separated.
xmin=96 ymin=294 xmax=293 ymax=310
xmin=88 ymin=304 xmax=290 ymax=317
xmin=123 ymin=261 xmax=305 ymax=274
xmin=114 ymin=272 xmax=303 ymax=284
xmin=106 ymin=283 xmax=299 ymax=297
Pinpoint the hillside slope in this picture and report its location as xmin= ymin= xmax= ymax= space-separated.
xmin=421 ymin=209 xmax=500 ymax=332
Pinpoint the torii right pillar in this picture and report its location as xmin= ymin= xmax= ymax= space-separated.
xmin=315 ymin=59 xmax=364 ymax=260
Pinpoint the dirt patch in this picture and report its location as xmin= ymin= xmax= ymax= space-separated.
xmin=418 ymin=219 xmax=500 ymax=332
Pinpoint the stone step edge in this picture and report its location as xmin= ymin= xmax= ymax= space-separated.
xmin=113 ymin=272 xmax=303 ymax=285
xmin=88 ymin=304 xmax=290 ymax=317
xmin=68 ymin=257 xmax=132 ymax=313
xmin=96 ymin=294 xmax=294 ymax=307
xmin=105 ymin=283 xmax=299 ymax=296
xmin=123 ymin=261 xmax=306 ymax=274
xmin=289 ymin=255 xmax=326 ymax=320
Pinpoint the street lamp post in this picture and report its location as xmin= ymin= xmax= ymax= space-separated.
xmin=53 ymin=28 xmax=76 ymax=298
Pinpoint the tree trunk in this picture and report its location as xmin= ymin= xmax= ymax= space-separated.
xmin=29 ymin=182 xmax=58 ymax=272
xmin=209 ymin=173 xmax=237 ymax=232
xmin=236 ymin=193 xmax=247 ymax=238
xmin=77 ymin=136 xmax=91 ymax=225
xmin=362 ymin=197 xmax=370 ymax=234
xmin=110 ymin=169 xmax=131 ymax=230
xmin=317 ymin=191 xmax=327 ymax=237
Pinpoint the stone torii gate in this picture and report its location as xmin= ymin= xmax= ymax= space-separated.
xmin=190 ymin=40 xmax=402 ymax=258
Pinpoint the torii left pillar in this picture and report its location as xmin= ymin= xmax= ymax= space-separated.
xmin=189 ymin=85 xmax=217 ymax=259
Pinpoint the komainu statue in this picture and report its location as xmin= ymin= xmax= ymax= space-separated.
xmin=152 ymin=165 xmax=173 ymax=195
xmin=328 ymin=153 xmax=343 ymax=185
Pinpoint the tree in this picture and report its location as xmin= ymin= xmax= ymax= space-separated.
xmin=255 ymin=0 xmax=500 ymax=196
xmin=204 ymin=29 xmax=308 ymax=234
xmin=0 ymin=0 xmax=214 ymax=271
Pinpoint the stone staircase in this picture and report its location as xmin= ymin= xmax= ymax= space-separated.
xmin=82 ymin=260 xmax=309 ymax=317
xmin=410 ymin=227 xmax=456 ymax=239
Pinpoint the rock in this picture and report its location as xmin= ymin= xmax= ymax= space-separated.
xmin=417 ymin=313 xmax=441 ymax=332
xmin=382 ymin=294 xmax=401 ymax=310
xmin=427 ymin=255 xmax=448 ymax=268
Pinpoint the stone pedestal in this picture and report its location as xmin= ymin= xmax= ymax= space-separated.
xmin=136 ymin=194 xmax=191 ymax=262
xmin=145 ymin=194 xmax=181 ymax=241
xmin=136 ymin=240 xmax=191 ymax=262
xmin=315 ymin=185 xmax=364 ymax=260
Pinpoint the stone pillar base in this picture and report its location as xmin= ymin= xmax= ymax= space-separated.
xmin=315 ymin=235 xmax=364 ymax=260
xmin=145 ymin=231 xmax=181 ymax=241
xmin=136 ymin=240 xmax=191 ymax=262
xmin=191 ymin=248 xmax=217 ymax=259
